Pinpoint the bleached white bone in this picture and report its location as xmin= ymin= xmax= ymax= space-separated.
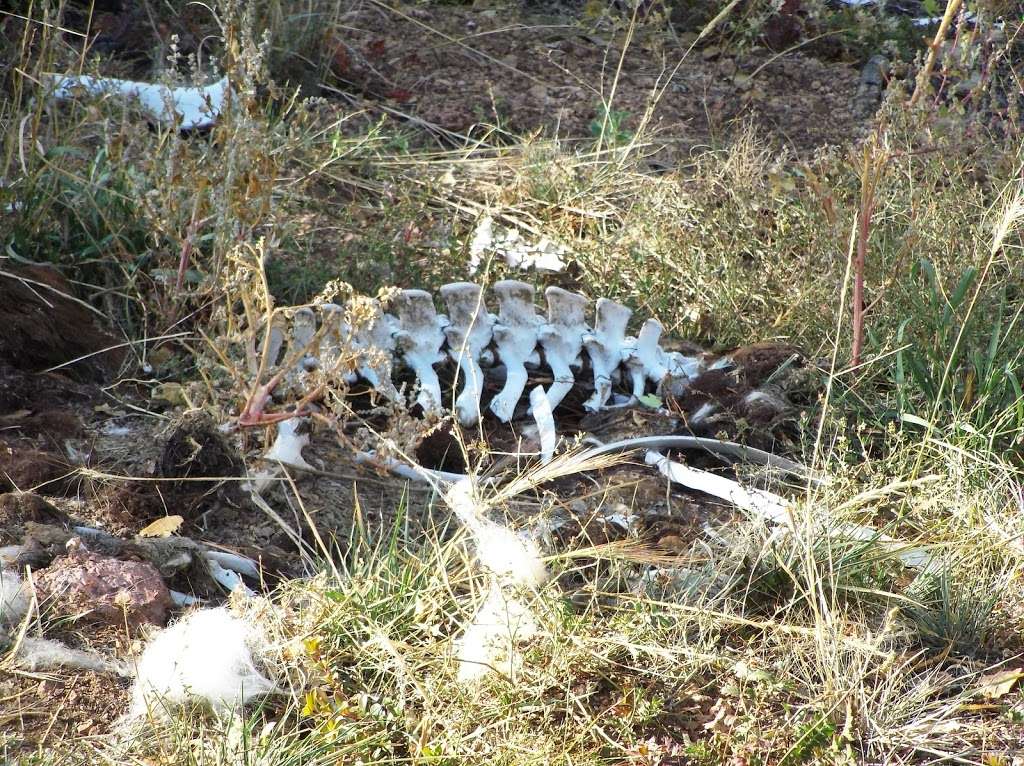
xmin=490 ymin=280 xmax=541 ymax=422
xmin=283 ymin=307 xmax=317 ymax=374
xmin=441 ymin=282 xmax=495 ymax=427
xmin=318 ymin=303 xmax=358 ymax=383
xmin=46 ymin=74 xmax=228 ymax=130
xmin=622 ymin=319 xmax=670 ymax=399
xmin=583 ymin=298 xmax=632 ymax=412
xmin=351 ymin=301 xmax=399 ymax=400
xmin=537 ymin=287 xmax=589 ymax=411
xmin=394 ymin=289 xmax=447 ymax=413
xmin=257 ymin=314 xmax=287 ymax=373
xmin=529 ymin=385 xmax=556 ymax=463
xmin=264 ymin=418 xmax=313 ymax=471
xmin=659 ymin=352 xmax=704 ymax=397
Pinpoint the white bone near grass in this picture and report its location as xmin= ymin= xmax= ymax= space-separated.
xmin=129 ymin=607 xmax=276 ymax=717
xmin=441 ymin=282 xmax=495 ymax=427
xmin=467 ymin=215 xmax=567 ymax=275
xmin=45 ymin=74 xmax=228 ymax=130
xmin=263 ymin=418 xmax=313 ymax=470
xmin=645 ymin=450 xmax=792 ymax=524
xmin=537 ymin=286 xmax=589 ymax=412
xmin=490 ymin=280 xmax=542 ymax=422
xmin=351 ymin=300 xmax=400 ymax=400
xmin=394 ymin=289 xmax=447 ymax=412
xmin=529 ymin=385 xmax=557 ymax=464
xmin=583 ymin=298 xmax=632 ymax=411
xmin=645 ymin=450 xmax=932 ymax=568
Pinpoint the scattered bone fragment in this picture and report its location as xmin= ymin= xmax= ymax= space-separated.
xmin=263 ymin=418 xmax=313 ymax=471
xmin=537 ymin=287 xmax=589 ymax=411
xmin=490 ymin=281 xmax=542 ymax=422
xmin=645 ymin=450 xmax=792 ymax=524
xmin=468 ymin=215 xmax=568 ymax=275
xmin=440 ymin=282 xmax=495 ymax=426
xmin=583 ymin=298 xmax=632 ymax=412
xmin=45 ymin=73 xmax=228 ymax=130
xmin=394 ymin=289 xmax=447 ymax=412
xmin=529 ymin=385 xmax=556 ymax=464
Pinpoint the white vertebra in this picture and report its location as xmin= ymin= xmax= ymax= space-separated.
xmin=351 ymin=300 xmax=399 ymax=400
xmin=537 ymin=287 xmax=588 ymax=411
xmin=284 ymin=307 xmax=318 ymax=376
xmin=441 ymin=282 xmax=495 ymax=427
xmin=394 ymin=290 xmax=447 ymax=413
xmin=582 ymin=298 xmax=632 ymax=412
xmin=490 ymin=280 xmax=541 ymax=422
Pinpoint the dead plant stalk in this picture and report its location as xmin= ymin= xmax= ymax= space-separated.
xmin=851 ymin=136 xmax=888 ymax=369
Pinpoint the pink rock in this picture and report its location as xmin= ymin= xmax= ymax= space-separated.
xmin=33 ymin=540 xmax=170 ymax=627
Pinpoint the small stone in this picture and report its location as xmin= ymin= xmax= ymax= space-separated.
xmin=33 ymin=543 xmax=170 ymax=628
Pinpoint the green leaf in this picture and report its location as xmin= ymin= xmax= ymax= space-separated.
xmin=638 ymin=393 xmax=662 ymax=409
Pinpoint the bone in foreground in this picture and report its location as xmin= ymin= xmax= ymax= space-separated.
xmin=441 ymin=282 xmax=495 ymax=427
xmin=394 ymin=289 xmax=447 ymax=413
xmin=490 ymin=280 xmax=541 ymax=422
xmin=537 ymin=287 xmax=589 ymax=411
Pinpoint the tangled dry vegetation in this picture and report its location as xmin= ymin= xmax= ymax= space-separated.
xmin=3 ymin=1 xmax=1024 ymax=764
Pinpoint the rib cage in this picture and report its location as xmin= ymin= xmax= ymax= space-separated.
xmin=266 ymin=280 xmax=711 ymax=427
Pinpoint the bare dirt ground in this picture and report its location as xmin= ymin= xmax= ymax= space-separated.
xmin=330 ymin=4 xmax=867 ymax=161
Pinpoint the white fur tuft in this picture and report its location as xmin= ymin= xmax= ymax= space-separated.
xmin=129 ymin=607 xmax=275 ymax=717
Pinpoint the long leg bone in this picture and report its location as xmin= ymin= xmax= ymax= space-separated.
xmin=537 ymin=287 xmax=588 ymax=411
xmin=489 ymin=280 xmax=541 ymax=422
xmin=394 ymin=289 xmax=447 ymax=413
xmin=441 ymin=282 xmax=495 ymax=427
xmin=583 ymin=298 xmax=632 ymax=412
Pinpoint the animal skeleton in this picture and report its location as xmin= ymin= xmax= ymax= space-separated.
xmin=258 ymin=280 xmax=713 ymax=428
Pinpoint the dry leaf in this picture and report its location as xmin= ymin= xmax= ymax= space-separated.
xmin=975 ymin=668 xmax=1024 ymax=700
xmin=138 ymin=515 xmax=184 ymax=538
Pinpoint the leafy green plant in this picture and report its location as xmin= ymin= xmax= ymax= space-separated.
xmin=590 ymin=104 xmax=634 ymax=147
xmin=893 ymin=259 xmax=1024 ymax=445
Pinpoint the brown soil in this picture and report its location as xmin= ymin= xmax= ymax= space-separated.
xmin=331 ymin=5 xmax=866 ymax=161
